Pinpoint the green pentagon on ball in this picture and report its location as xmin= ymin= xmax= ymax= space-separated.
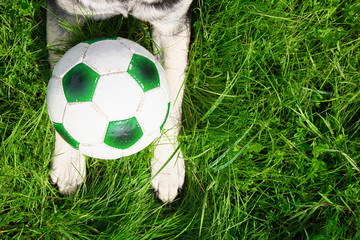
xmin=84 ymin=37 xmax=117 ymax=45
xmin=52 ymin=122 xmax=80 ymax=150
xmin=62 ymin=63 xmax=100 ymax=102
xmin=104 ymin=117 xmax=143 ymax=149
xmin=127 ymin=54 xmax=160 ymax=92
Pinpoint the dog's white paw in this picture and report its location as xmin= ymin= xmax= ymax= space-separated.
xmin=151 ymin=142 xmax=185 ymax=203
xmin=50 ymin=133 xmax=86 ymax=195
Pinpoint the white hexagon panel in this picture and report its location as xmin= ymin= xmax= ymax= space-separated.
xmin=155 ymin=61 xmax=170 ymax=100
xmin=47 ymin=75 xmax=67 ymax=123
xmin=136 ymin=88 xmax=170 ymax=135
xmin=83 ymin=40 xmax=133 ymax=75
xmin=63 ymin=102 xmax=109 ymax=144
xmin=80 ymin=142 xmax=125 ymax=160
xmin=117 ymin=37 xmax=156 ymax=62
xmin=52 ymin=42 xmax=89 ymax=77
xmin=92 ymin=73 xmax=144 ymax=121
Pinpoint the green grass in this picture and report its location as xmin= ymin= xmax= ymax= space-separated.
xmin=1 ymin=0 xmax=360 ymax=238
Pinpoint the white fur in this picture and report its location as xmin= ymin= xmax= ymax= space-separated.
xmin=47 ymin=0 xmax=191 ymax=202
xmin=50 ymin=132 xmax=86 ymax=195
xmin=150 ymin=24 xmax=189 ymax=201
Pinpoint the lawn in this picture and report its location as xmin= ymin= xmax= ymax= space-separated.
xmin=1 ymin=0 xmax=360 ymax=239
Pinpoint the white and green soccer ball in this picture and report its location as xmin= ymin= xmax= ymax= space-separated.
xmin=47 ymin=37 xmax=170 ymax=159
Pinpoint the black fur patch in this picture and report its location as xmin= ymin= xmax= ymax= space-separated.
xmin=48 ymin=0 xmax=71 ymax=17
xmin=148 ymin=0 xmax=182 ymax=10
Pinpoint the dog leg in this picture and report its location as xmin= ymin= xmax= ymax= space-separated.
xmin=150 ymin=21 xmax=190 ymax=202
xmin=47 ymin=2 xmax=86 ymax=195
xmin=50 ymin=132 xmax=86 ymax=195
xmin=47 ymin=1 xmax=85 ymax=67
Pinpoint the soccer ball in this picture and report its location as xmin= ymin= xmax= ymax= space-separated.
xmin=47 ymin=37 xmax=170 ymax=159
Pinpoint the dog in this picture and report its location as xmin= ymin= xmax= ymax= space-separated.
xmin=46 ymin=0 xmax=191 ymax=202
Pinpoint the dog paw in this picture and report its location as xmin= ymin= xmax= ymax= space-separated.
xmin=151 ymin=143 xmax=185 ymax=202
xmin=50 ymin=147 xmax=86 ymax=195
